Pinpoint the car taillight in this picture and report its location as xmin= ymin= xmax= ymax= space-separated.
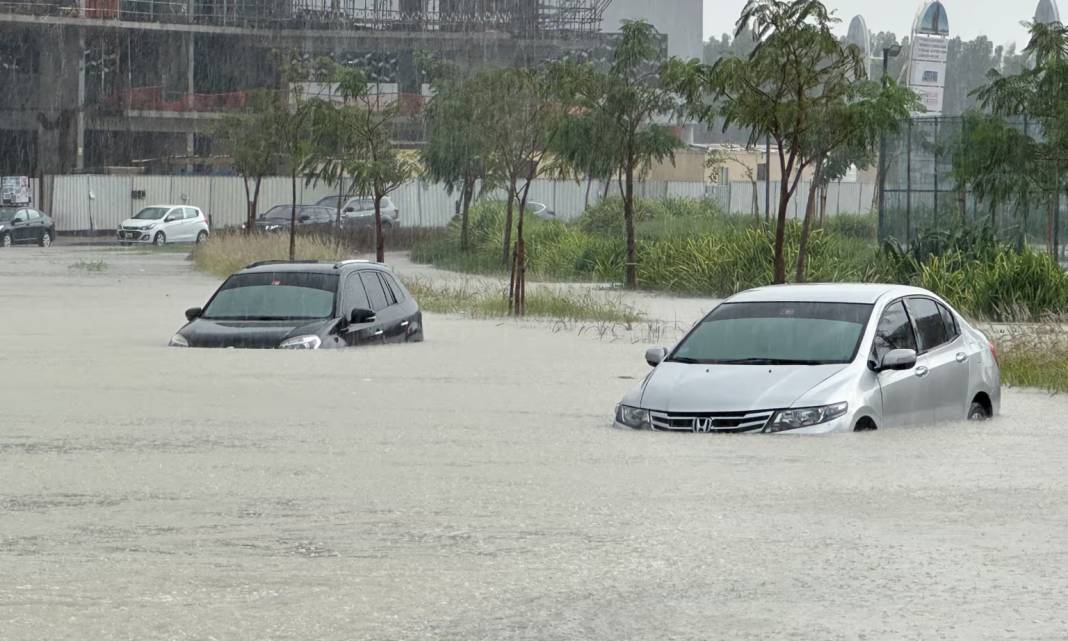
xmin=393 ymin=208 xmax=400 ymax=220
xmin=989 ymin=340 xmax=999 ymax=365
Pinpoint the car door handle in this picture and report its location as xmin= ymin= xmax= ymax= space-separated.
xmin=914 ymin=366 xmax=929 ymax=378
xmin=956 ymin=352 xmax=968 ymax=363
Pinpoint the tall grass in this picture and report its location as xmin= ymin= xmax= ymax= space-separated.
xmin=191 ymin=232 xmax=349 ymax=278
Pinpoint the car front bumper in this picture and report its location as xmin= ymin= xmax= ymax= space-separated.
xmin=117 ymin=230 xmax=155 ymax=242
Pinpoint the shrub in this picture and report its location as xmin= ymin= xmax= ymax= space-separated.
xmin=191 ymin=231 xmax=348 ymax=278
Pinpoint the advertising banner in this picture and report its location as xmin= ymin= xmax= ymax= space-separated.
xmin=1 ymin=176 xmax=32 ymax=206
xmin=908 ymin=34 xmax=949 ymax=115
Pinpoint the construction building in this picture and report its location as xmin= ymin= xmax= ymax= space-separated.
xmin=0 ymin=0 xmax=613 ymax=175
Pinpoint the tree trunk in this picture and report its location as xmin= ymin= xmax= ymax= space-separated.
xmin=511 ymin=182 xmax=532 ymax=316
xmin=623 ymin=163 xmax=637 ymax=289
xmin=796 ymin=165 xmax=823 ymax=284
xmin=818 ymin=183 xmax=828 ymax=228
xmin=460 ymin=177 xmax=474 ymax=252
xmin=584 ymin=175 xmax=593 ymax=211
xmin=374 ymin=192 xmax=385 ymax=262
xmin=1048 ymin=191 xmax=1056 ymax=257
xmin=288 ymin=173 xmax=297 ymax=261
xmin=243 ymin=178 xmax=253 ymax=234
xmin=336 ymin=177 xmax=345 ymax=233
xmin=501 ymin=180 xmax=516 ymax=265
xmin=751 ymin=178 xmax=760 ymax=223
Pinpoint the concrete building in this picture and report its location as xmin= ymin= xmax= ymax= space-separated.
xmin=0 ymin=0 xmax=610 ymax=176
xmin=599 ymin=0 xmax=702 ymax=60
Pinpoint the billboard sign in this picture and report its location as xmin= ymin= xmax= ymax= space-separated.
xmin=1 ymin=176 xmax=31 ymax=206
xmin=908 ymin=32 xmax=949 ymax=115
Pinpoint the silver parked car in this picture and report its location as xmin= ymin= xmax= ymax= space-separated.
xmin=118 ymin=205 xmax=210 ymax=245
xmin=314 ymin=195 xmax=399 ymax=228
xmin=614 ymin=284 xmax=1001 ymax=434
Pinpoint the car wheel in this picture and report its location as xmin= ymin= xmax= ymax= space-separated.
xmin=1 ymin=233 xmax=10 ymax=248
xmin=195 ymin=230 xmax=208 ymax=244
xmin=39 ymin=230 xmax=53 ymax=247
xmin=153 ymin=231 xmax=166 ymax=246
xmin=967 ymin=401 xmax=991 ymax=421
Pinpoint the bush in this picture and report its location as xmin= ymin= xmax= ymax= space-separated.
xmin=824 ymin=213 xmax=877 ymax=241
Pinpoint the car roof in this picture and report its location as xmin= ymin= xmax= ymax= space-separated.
xmin=727 ymin=283 xmax=934 ymax=305
xmin=236 ymin=260 xmax=391 ymax=275
xmin=142 ymin=204 xmax=198 ymax=209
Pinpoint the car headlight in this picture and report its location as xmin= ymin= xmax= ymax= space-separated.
xmin=615 ymin=404 xmax=651 ymax=429
xmin=169 ymin=334 xmax=189 ymax=347
xmin=279 ymin=335 xmax=322 ymax=350
xmin=766 ymin=402 xmax=848 ymax=433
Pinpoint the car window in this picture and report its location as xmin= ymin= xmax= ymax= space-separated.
xmin=872 ymin=300 xmax=917 ymax=364
xmin=346 ymin=274 xmax=371 ymax=311
xmin=165 ymin=208 xmax=183 ymax=222
xmin=13 ymin=209 xmax=27 ymax=222
xmin=27 ymin=210 xmax=40 ymax=220
xmin=184 ymin=207 xmax=200 ymax=220
xmin=938 ymin=303 xmax=959 ymax=341
xmin=380 ymin=272 xmax=405 ymax=302
xmin=360 ymin=272 xmax=389 ymax=312
xmin=909 ymin=297 xmax=949 ymax=352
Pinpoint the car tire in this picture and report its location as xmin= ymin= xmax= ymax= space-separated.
xmin=196 ymin=230 xmax=208 ymax=244
xmin=39 ymin=230 xmax=53 ymax=247
xmin=967 ymin=401 xmax=991 ymax=421
xmin=1 ymin=232 xmax=11 ymax=248
xmin=153 ymin=231 xmax=166 ymax=246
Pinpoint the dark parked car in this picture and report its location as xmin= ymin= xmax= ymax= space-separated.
xmin=169 ymin=260 xmax=424 ymax=349
xmin=0 ymin=206 xmax=55 ymax=248
xmin=254 ymin=205 xmax=336 ymax=232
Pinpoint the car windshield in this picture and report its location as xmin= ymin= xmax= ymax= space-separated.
xmin=669 ymin=301 xmax=874 ymax=365
xmin=201 ymin=272 xmax=338 ymax=321
xmin=133 ymin=207 xmax=169 ymax=220
xmin=0 ymin=208 xmax=17 ymax=222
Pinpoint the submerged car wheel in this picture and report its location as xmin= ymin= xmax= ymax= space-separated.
xmin=153 ymin=231 xmax=166 ymax=246
xmin=196 ymin=230 xmax=208 ymax=244
xmin=967 ymin=401 xmax=991 ymax=421
xmin=1 ymin=233 xmax=11 ymax=248
xmin=39 ymin=231 xmax=53 ymax=247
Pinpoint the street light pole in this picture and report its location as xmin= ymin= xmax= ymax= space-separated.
xmin=877 ymin=45 xmax=902 ymax=243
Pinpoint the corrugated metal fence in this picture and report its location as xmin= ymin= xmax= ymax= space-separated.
xmin=44 ymin=175 xmax=878 ymax=232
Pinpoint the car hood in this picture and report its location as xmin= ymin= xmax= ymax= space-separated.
xmin=639 ymin=362 xmax=847 ymax=412
xmin=179 ymin=318 xmax=334 ymax=349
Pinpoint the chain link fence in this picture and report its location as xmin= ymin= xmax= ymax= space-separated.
xmin=879 ymin=115 xmax=1067 ymax=262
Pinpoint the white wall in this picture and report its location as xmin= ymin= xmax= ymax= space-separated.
xmin=46 ymin=175 xmax=876 ymax=232
xmin=600 ymin=0 xmax=704 ymax=61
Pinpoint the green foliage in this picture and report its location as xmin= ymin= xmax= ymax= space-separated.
xmin=823 ymin=213 xmax=877 ymax=241
xmin=68 ymin=259 xmax=108 ymax=273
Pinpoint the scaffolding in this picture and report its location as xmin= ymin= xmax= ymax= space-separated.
xmin=0 ymin=0 xmax=612 ymax=33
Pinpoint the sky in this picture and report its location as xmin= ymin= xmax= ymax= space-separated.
xmin=703 ymin=0 xmax=1038 ymax=49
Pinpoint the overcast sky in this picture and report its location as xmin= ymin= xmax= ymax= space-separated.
xmin=703 ymin=1 xmax=1038 ymax=49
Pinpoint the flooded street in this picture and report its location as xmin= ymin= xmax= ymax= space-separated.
xmin=2 ymin=247 xmax=1067 ymax=640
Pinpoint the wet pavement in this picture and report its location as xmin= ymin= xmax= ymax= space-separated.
xmin=1 ymin=246 xmax=1067 ymax=640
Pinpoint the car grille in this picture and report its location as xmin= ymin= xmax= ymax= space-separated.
xmin=649 ymin=409 xmax=776 ymax=433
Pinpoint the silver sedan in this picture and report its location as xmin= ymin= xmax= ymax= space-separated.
xmin=614 ymin=284 xmax=1001 ymax=434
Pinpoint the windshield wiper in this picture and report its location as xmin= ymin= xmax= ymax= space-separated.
xmin=717 ymin=358 xmax=830 ymax=366
xmin=667 ymin=356 xmax=701 ymax=364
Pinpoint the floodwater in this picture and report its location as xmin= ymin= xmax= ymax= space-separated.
xmin=1 ymin=246 xmax=1067 ymax=641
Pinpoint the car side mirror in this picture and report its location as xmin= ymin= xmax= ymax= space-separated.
xmin=343 ymin=207 xmax=355 ymax=213
xmin=880 ymin=348 xmax=917 ymax=371
xmin=645 ymin=346 xmax=668 ymax=367
xmin=350 ymin=308 xmax=376 ymax=324
xmin=185 ymin=307 xmax=203 ymax=321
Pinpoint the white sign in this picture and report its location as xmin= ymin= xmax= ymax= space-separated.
xmin=912 ymin=34 xmax=949 ymax=62
xmin=910 ymin=60 xmax=947 ymax=87
xmin=1 ymin=176 xmax=31 ymax=206
xmin=913 ymin=86 xmax=945 ymax=113
xmin=908 ymin=34 xmax=949 ymax=115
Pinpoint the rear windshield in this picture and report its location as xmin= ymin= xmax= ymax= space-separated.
xmin=669 ymin=301 xmax=874 ymax=365
xmin=261 ymin=205 xmax=297 ymax=220
xmin=201 ymin=272 xmax=338 ymax=321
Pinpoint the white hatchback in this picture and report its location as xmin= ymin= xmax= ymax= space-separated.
xmin=118 ymin=205 xmax=210 ymax=245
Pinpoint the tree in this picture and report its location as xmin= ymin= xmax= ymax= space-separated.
xmin=969 ymin=20 xmax=1068 ymax=256
xmin=308 ymin=66 xmax=415 ymax=262
xmin=274 ymin=53 xmax=321 ymax=261
xmin=473 ymin=67 xmax=568 ymax=314
xmin=215 ymin=90 xmax=280 ymax=234
xmin=421 ymin=70 xmax=492 ymax=252
xmin=557 ymin=20 xmax=681 ymax=289
xmin=666 ymin=0 xmax=914 ymax=284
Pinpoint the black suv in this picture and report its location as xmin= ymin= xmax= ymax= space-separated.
xmin=170 ymin=260 xmax=424 ymax=349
